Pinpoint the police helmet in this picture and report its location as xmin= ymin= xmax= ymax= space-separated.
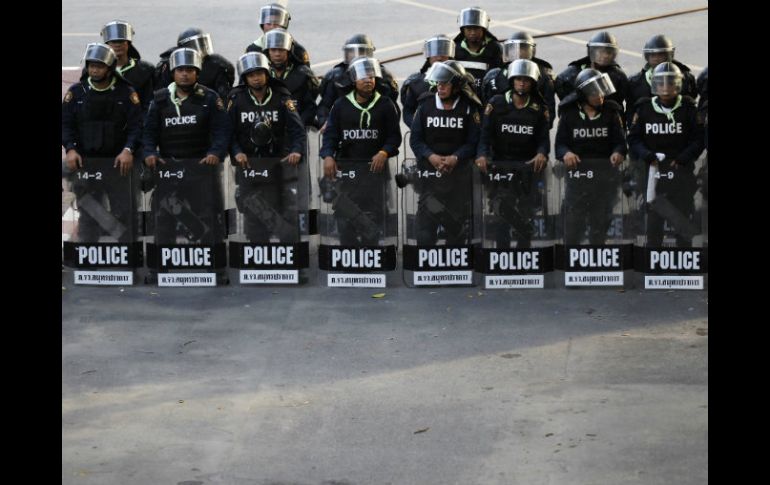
xmin=237 ymin=52 xmax=271 ymax=79
xmin=458 ymin=7 xmax=490 ymax=30
xmin=249 ymin=111 xmax=274 ymax=147
xmin=507 ymin=59 xmax=540 ymax=83
xmin=259 ymin=3 xmax=291 ymax=29
xmin=177 ymin=27 xmax=214 ymax=57
xmin=169 ymin=48 xmax=202 ymax=72
xmin=423 ymin=35 xmax=455 ymax=59
xmin=101 ymin=20 xmax=134 ymax=43
xmin=265 ymin=28 xmax=293 ymax=51
xmin=587 ymin=31 xmax=618 ymax=66
xmin=82 ymin=42 xmax=117 ymax=68
xmin=426 ymin=60 xmax=467 ymax=88
xmin=502 ymin=31 xmax=536 ymax=62
xmin=575 ymin=67 xmax=616 ymax=100
xmin=651 ymin=62 xmax=683 ymax=96
xmin=343 ymin=34 xmax=375 ymax=64
xmin=348 ymin=56 xmax=382 ymax=82
xmin=643 ymin=34 xmax=675 ymax=64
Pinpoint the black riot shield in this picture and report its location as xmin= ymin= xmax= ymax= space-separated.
xmin=555 ymin=157 xmax=633 ymax=288
xmin=318 ymin=157 xmax=397 ymax=288
xmin=145 ymin=157 xmax=227 ymax=286
xmin=399 ymin=157 xmax=482 ymax=287
xmin=62 ymin=157 xmax=143 ymax=285
xmin=227 ymin=156 xmax=310 ymax=285
xmin=475 ymin=159 xmax=555 ymax=289
xmin=633 ymin=154 xmax=708 ymax=290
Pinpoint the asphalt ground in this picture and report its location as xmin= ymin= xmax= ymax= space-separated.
xmin=62 ymin=2 xmax=708 ymax=484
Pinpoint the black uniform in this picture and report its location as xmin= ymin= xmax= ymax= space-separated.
xmin=555 ymin=96 xmax=627 ymax=245
xmin=227 ymin=81 xmax=307 ymax=242
xmin=142 ymin=84 xmax=232 ymax=244
xmin=320 ymin=91 xmax=402 ymax=245
xmin=62 ymin=76 xmax=143 ymax=242
xmin=410 ymin=91 xmax=481 ymax=245
xmin=627 ymin=95 xmax=705 ymax=247
xmin=555 ymin=57 xmax=629 ymax=116
xmin=400 ymin=60 xmax=432 ymax=128
xmin=626 ymin=60 xmax=697 ymax=125
xmin=478 ymin=92 xmax=550 ymax=247
xmin=154 ymin=49 xmax=235 ymax=102
xmin=453 ymin=32 xmax=503 ymax=94
xmin=316 ymin=62 xmax=399 ymax=127
xmin=246 ymin=36 xmax=311 ymax=67
xmin=480 ymin=57 xmax=556 ymax=128
xmin=270 ymin=63 xmax=320 ymax=127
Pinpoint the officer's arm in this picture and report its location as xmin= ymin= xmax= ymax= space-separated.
xmin=536 ymin=111 xmax=551 ymax=157
xmin=298 ymin=86 xmax=319 ymax=127
xmin=124 ymin=89 xmax=144 ymax=153
xmin=207 ymin=94 xmax=233 ymax=159
xmin=554 ymin=116 xmax=572 ymax=161
xmin=61 ymin=88 xmax=79 ymax=152
xmin=454 ymin=106 xmax=480 ymax=162
xmin=319 ymin=100 xmax=341 ymax=159
xmin=284 ymin=99 xmax=308 ymax=156
xmin=141 ymin=99 xmax=161 ymax=158
xmin=627 ymin=112 xmax=656 ymax=164
xmin=316 ymin=73 xmax=337 ymax=126
xmin=227 ymin=96 xmax=245 ymax=157
xmin=609 ymin=112 xmax=628 ymax=156
xmin=400 ymin=78 xmax=416 ymax=127
xmin=542 ymin=77 xmax=556 ymax=130
xmin=381 ymin=100 xmax=402 ymax=157
xmin=674 ymin=109 xmax=706 ymax=166
xmin=554 ymin=67 xmax=574 ymax=101
xmin=408 ymin=105 xmax=433 ymax=159
xmin=477 ymin=105 xmax=493 ymax=158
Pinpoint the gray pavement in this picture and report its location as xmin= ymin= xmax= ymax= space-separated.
xmin=62 ymin=1 xmax=708 ymax=484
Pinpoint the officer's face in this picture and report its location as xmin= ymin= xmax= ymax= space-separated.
xmin=87 ymin=62 xmax=110 ymax=82
xmin=355 ymin=76 xmax=375 ymax=96
xmin=646 ymin=52 xmax=669 ymax=68
xmin=429 ymin=55 xmax=450 ymax=65
xmin=591 ymin=47 xmax=616 ymax=67
xmin=173 ymin=66 xmax=198 ymax=88
xmin=587 ymin=93 xmax=604 ymax=108
xmin=106 ymin=40 xmax=128 ymax=59
xmin=463 ymin=26 xmax=484 ymax=44
xmin=262 ymin=23 xmax=280 ymax=33
xmin=246 ymin=70 xmax=268 ymax=91
xmin=436 ymin=81 xmax=456 ymax=100
xmin=513 ymin=77 xmax=533 ymax=94
xmin=269 ymin=48 xmax=289 ymax=66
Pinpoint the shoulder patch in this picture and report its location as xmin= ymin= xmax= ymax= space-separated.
xmin=391 ymin=78 xmax=398 ymax=91
xmin=303 ymin=51 xmax=310 ymax=64
xmin=63 ymin=90 xmax=73 ymax=103
xmin=196 ymin=87 xmax=205 ymax=97
xmin=484 ymin=103 xmax=493 ymax=116
xmin=285 ymin=99 xmax=297 ymax=112
xmin=227 ymin=99 xmax=233 ymax=111
xmin=130 ymin=91 xmax=141 ymax=105
xmin=216 ymin=97 xmax=225 ymax=111
xmin=530 ymin=102 xmax=539 ymax=111
xmin=631 ymin=112 xmax=639 ymax=126
xmin=473 ymin=111 xmax=481 ymax=124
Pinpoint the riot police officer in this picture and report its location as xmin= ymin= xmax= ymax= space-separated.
xmin=320 ymin=57 xmax=402 ymax=245
xmin=143 ymin=48 xmax=232 ymax=244
xmin=316 ymin=34 xmax=399 ymax=127
xmin=409 ymin=61 xmax=482 ymax=245
xmin=626 ymin=34 xmax=697 ymax=125
xmin=628 ymin=62 xmax=705 ymax=247
xmin=555 ymin=31 xmax=629 ymax=116
xmin=453 ymin=6 xmax=503 ymax=94
xmin=401 ymin=35 xmax=455 ymax=128
xmin=62 ymin=42 xmax=142 ymax=242
xmin=245 ymin=3 xmax=311 ymax=67
xmin=555 ymin=68 xmax=627 ymax=245
xmin=264 ymin=28 xmax=319 ymax=127
xmin=481 ymin=31 xmax=556 ymax=128
xmin=476 ymin=59 xmax=550 ymax=248
xmin=227 ymin=52 xmax=307 ymax=242
xmin=98 ymin=20 xmax=155 ymax=110
xmin=154 ymin=27 xmax=235 ymax=101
